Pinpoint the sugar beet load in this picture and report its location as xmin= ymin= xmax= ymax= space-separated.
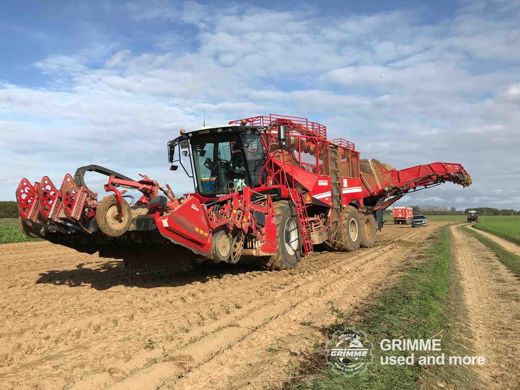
xmin=16 ymin=114 xmax=471 ymax=270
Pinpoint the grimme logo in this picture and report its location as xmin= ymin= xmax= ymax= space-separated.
xmin=326 ymin=328 xmax=371 ymax=376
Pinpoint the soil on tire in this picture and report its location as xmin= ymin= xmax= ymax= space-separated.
xmin=95 ymin=195 xmax=131 ymax=237
xmin=260 ymin=200 xmax=301 ymax=270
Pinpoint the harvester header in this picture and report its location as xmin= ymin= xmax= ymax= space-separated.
xmin=16 ymin=114 xmax=471 ymax=270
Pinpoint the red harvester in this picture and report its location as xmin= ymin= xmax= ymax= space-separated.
xmin=16 ymin=114 xmax=471 ymax=270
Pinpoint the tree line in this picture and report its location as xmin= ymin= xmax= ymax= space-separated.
xmin=0 ymin=201 xmax=19 ymax=218
xmin=410 ymin=205 xmax=519 ymax=216
xmin=461 ymin=207 xmax=519 ymax=216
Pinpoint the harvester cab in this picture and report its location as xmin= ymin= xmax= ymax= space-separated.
xmin=16 ymin=114 xmax=472 ymax=271
xmin=169 ymin=126 xmax=266 ymax=196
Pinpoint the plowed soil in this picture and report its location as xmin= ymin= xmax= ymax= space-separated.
xmin=0 ymin=223 xmax=442 ymax=389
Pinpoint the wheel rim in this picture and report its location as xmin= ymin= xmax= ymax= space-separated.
xmin=284 ymin=217 xmax=299 ymax=256
xmin=348 ymin=218 xmax=359 ymax=242
xmin=106 ymin=205 xmax=128 ymax=230
xmin=214 ymin=231 xmax=231 ymax=259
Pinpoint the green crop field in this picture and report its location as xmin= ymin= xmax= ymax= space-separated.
xmin=424 ymin=215 xmax=466 ymax=222
xmin=474 ymin=216 xmax=520 ymax=245
xmin=0 ymin=218 xmax=37 ymax=244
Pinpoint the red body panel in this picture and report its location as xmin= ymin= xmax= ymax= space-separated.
xmin=341 ymin=177 xmax=363 ymax=207
xmin=307 ymin=177 xmax=364 ymax=207
xmin=310 ymin=175 xmax=332 ymax=205
xmin=155 ymin=197 xmax=212 ymax=255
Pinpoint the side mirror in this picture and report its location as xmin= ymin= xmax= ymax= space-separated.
xmin=167 ymin=141 xmax=176 ymax=163
xmin=170 ymin=164 xmax=178 ymax=171
xmin=182 ymin=150 xmax=188 ymax=157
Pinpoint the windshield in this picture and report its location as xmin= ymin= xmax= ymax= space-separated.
xmin=413 ymin=215 xmax=426 ymax=219
xmin=191 ymin=131 xmax=265 ymax=195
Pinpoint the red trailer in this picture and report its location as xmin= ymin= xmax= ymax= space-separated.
xmin=393 ymin=207 xmax=413 ymax=225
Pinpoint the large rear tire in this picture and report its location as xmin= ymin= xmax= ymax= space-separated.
xmin=96 ymin=195 xmax=131 ymax=237
xmin=260 ymin=201 xmax=301 ymax=270
xmin=324 ymin=206 xmax=362 ymax=251
xmin=339 ymin=206 xmax=362 ymax=251
xmin=360 ymin=214 xmax=377 ymax=248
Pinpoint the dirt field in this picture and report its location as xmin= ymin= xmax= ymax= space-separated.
xmin=451 ymin=226 xmax=520 ymax=389
xmin=0 ymin=223 xmax=446 ymax=389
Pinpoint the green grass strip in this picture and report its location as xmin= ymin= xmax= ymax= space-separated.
xmin=463 ymin=226 xmax=520 ymax=278
xmin=0 ymin=218 xmax=35 ymax=244
xmin=473 ymin=223 xmax=520 ymax=246
xmin=291 ymin=227 xmax=475 ymax=390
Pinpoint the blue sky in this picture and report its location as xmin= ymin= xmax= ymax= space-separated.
xmin=1 ymin=0 xmax=519 ymax=209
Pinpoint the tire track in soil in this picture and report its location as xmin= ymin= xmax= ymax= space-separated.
xmin=105 ymin=225 xmax=438 ymax=389
xmin=0 ymin=224 xmax=438 ymax=389
xmin=469 ymin=226 xmax=520 ymax=257
xmin=450 ymin=226 xmax=520 ymax=389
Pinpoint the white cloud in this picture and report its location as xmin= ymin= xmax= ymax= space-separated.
xmin=105 ymin=49 xmax=132 ymax=67
xmin=1 ymin=1 xmax=520 ymax=209
xmin=35 ymin=55 xmax=87 ymax=76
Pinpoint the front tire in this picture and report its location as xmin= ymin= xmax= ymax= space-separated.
xmin=96 ymin=195 xmax=131 ymax=237
xmin=261 ymin=201 xmax=301 ymax=270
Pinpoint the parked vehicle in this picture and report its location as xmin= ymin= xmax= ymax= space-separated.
xmin=411 ymin=215 xmax=428 ymax=227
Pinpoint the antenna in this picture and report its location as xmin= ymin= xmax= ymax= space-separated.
xmin=203 ymin=109 xmax=206 ymax=127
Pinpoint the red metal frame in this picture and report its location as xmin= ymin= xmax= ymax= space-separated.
xmin=361 ymin=161 xmax=472 ymax=201
xmin=237 ymin=116 xmax=364 ymax=253
xmin=332 ymin=138 xmax=356 ymax=151
xmin=38 ymin=176 xmax=62 ymax=221
xmin=105 ymin=175 xmax=160 ymax=204
xmin=16 ymin=179 xmax=40 ymax=222
xmin=230 ymin=114 xmax=327 ymax=139
xmin=60 ymin=174 xmax=92 ymax=221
